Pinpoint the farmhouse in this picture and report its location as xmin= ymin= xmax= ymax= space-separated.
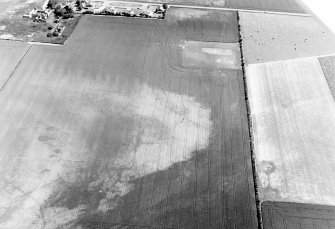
xmin=38 ymin=9 xmax=52 ymax=17
xmin=23 ymin=8 xmax=52 ymax=21
xmin=90 ymin=1 xmax=104 ymax=9
xmin=130 ymin=8 xmax=143 ymax=17
xmin=23 ymin=8 xmax=37 ymax=18
xmin=113 ymin=7 xmax=127 ymax=15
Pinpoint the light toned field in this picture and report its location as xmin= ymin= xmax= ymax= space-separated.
xmin=0 ymin=40 xmax=30 ymax=88
xmin=0 ymin=9 xmax=257 ymax=229
xmin=240 ymin=12 xmax=335 ymax=64
xmin=247 ymin=57 xmax=335 ymax=205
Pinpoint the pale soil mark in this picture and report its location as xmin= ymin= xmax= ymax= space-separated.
xmin=247 ymin=57 xmax=335 ymax=205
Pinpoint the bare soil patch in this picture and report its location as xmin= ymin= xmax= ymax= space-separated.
xmin=180 ymin=40 xmax=241 ymax=69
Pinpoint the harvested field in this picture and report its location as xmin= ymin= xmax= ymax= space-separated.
xmin=246 ymin=57 xmax=335 ymax=205
xmin=0 ymin=8 xmax=257 ymax=229
xmin=0 ymin=40 xmax=30 ymax=88
xmin=240 ymin=12 xmax=335 ymax=64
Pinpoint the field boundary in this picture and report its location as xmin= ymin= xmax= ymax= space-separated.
xmin=28 ymin=41 xmax=63 ymax=47
xmin=247 ymin=53 xmax=335 ymax=67
xmin=0 ymin=44 xmax=32 ymax=91
xmin=169 ymin=4 xmax=309 ymax=16
xmin=237 ymin=11 xmax=263 ymax=229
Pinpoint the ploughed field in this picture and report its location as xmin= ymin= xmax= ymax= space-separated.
xmin=0 ymin=8 xmax=257 ymax=229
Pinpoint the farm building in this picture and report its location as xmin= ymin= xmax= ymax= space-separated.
xmin=130 ymin=8 xmax=143 ymax=17
xmin=23 ymin=8 xmax=52 ymax=21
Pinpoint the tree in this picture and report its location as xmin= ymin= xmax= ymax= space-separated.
xmin=64 ymin=5 xmax=74 ymax=14
xmin=54 ymin=5 xmax=65 ymax=17
xmin=162 ymin=3 xmax=168 ymax=10
xmin=47 ymin=0 xmax=60 ymax=9
xmin=76 ymin=0 xmax=83 ymax=10
xmin=64 ymin=13 xmax=74 ymax=19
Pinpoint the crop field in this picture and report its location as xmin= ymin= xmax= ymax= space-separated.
xmin=240 ymin=6 xmax=335 ymax=208
xmin=246 ymin=57 xmax=335 ymax=205
xmin=0 ymin=8 xmax=257 ymax=229
xmin=0 ymin=40 xmax=31 ymax=88
xmin=239 ymin=12 xmax=335 ymax=64
xmin=239 ymin=8 xmax=335 ymax=226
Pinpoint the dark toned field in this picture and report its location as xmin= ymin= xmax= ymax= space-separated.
xmin=0 ymin=8 xmax=257 ymax=229
xmin=262 ymin=202 xmax=335 ymax=229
